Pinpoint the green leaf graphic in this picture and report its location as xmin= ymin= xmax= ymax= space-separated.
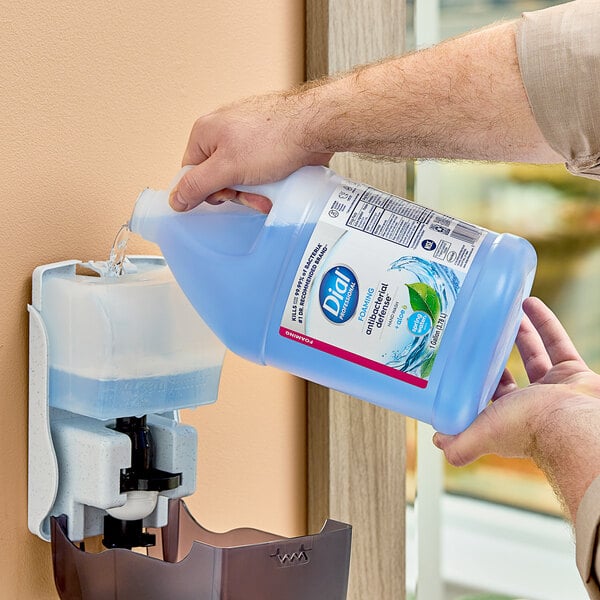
xmin=421 ymin=351 xmax=437 ymax=378
xmin=405 ymin=283 xmax=441 ymax=324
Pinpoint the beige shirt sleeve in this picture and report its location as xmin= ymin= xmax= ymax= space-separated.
xmin=516 ymin=0 xmax=600 ymax=179
xmin=576 ymin=476 xmax=600 ymax=600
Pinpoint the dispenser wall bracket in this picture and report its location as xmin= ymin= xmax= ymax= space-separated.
xmin=28 ymin=257 xmax=199 ymax=542
xmin=28 ymin=259 xmax=79 ymax=540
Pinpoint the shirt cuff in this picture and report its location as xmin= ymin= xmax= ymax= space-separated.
xmin=516 ymin=0 xmax=600 ymax=180
xmin=576 ymin=475 xmax=600 ymax=594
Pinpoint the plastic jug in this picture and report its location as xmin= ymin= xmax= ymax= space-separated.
xmin=130 ymin=166 xmax=536 ymax=434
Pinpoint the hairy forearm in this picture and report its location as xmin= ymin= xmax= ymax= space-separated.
xmin=532 ymin=400 xmax=600 ymax=521
xmin=296 ymin=21 xmax=562 ymax=164
xmin=174 ymin=19 xmax=564 ymax=209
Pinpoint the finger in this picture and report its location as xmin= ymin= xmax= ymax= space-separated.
xmin=432 ymin=396 xmax=532 ymax=466
xmin=205 ymin=190 xmax=273 ymax=214
xmin=170 ymin=155 xmax=237 ymax=211
xmin=205 ymin=188 xmax=237 ymax=204
xmin=515 ymin=310 xmax=552 ymax=383
xmin=182 ymin=115 xmax=213 ymax=166
xmin=491 ymin=368 xmax=518 ymax=401
xmin=523 ymin=297 xmax=582 ymax=366
xmin=182 ymin=144 xmax=208 ymax=170
xmin=236 ymin=192 xmax=273 ymax=214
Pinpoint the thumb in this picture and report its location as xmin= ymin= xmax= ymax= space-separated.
xmin=169 ymin=157 xmax=237 ymax=212
xmin=433 ymin=409 xmax=499 ymax=467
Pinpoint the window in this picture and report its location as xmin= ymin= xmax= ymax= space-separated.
xmin=405 ymin=0 xmax=600 ymax=519
xmin=405 ymin=2 xmax=599 ymax=598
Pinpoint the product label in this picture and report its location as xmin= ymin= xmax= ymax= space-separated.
xmin=280 ymin=180 xmax=488 ymax=387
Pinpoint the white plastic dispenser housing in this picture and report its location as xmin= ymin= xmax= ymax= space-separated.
xmin=28 ymin=257 xmax=225 ymax=544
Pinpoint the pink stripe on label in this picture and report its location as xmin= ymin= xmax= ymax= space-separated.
xmin=279 ymin=327 xmax=428 ymax=389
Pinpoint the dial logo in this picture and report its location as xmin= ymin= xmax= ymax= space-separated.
xmin=319 ymin=266 xmax=359 ymax=323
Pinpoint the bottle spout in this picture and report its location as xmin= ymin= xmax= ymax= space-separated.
xmin=130 ymin=167 xmax=193 ymax=243
xmin=129 ymin=187 xmax=170 ymax=243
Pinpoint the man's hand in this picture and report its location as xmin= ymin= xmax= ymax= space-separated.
xmin=434 ymin=297 xmax=600 ymax=519
xmin=169 ymin=92 xmax=333 ymax=213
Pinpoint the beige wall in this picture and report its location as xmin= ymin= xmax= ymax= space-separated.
xmin=0 ymin=1 xmax=306 ymax=597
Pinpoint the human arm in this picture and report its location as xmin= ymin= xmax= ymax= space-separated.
xmin=170 ymin=18 xmax=560 ymax=212
xmin=433 ymin=297 xmax=600 ymax=521
xmin=433 ymin=298 xmax=600 ymax=595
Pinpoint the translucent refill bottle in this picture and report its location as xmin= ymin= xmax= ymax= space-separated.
xmin=130 ymin=166 xmax=536 ymax=434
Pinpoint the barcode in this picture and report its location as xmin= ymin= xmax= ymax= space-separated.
xmin=450 ymin=222 xmax=482 ymax=244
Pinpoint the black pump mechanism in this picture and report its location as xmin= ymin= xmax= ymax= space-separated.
xmin=102 ymin=416 xmax=182 ymax=550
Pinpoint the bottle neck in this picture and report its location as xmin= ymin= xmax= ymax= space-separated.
xmin=129 ymin=187 xmax=170 ymax=243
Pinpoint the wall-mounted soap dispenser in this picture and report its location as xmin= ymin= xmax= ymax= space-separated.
xmin=28 ymin=256 xmax=351 ymax=599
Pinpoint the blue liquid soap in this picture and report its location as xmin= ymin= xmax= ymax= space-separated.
xmin=49 ymin=367 xmax=222 ymax=420
xmin=130 ymin=166 xmax=536 ymax=434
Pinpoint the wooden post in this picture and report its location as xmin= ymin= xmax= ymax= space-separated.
xmin=306 ymin=2 xmax=407 ymax=599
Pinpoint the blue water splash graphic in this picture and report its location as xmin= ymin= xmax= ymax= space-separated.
xmin=387 ymin=256 xmax=460 ymax=376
